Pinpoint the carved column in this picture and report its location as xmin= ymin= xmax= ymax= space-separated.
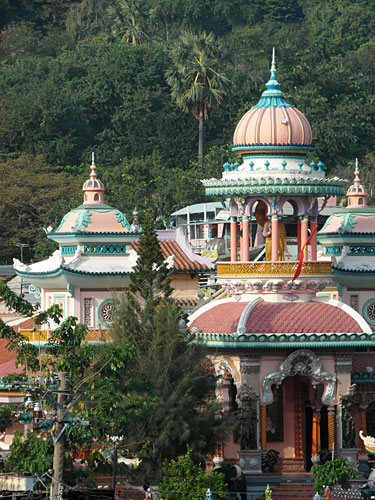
xmin=242 ymin=216 xmax=250 ymax=261
xmin=231 ymin=216 xmax=237 ymax=262
xmin=237 ymin=383 xmax=262 ymax=475
xmin=328 ymin=406 xmax=335 ymax=451
xmin=260 ymin=404 xmax=267 ymax=451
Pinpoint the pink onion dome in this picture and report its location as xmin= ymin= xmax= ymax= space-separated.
xmin=232 ymin=49 xmax=312 ymax=153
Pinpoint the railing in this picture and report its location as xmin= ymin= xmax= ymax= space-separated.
xmin=20 ymin=329 xmax=112 ymax=343
xmin=217 ymin=261 xmax=332 ymax=277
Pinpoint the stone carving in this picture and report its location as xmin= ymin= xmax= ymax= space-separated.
xmin=261 ymin=349 xmax=337 ymax=405
xmin=218 ymin=277 xmax=331 ymax=295
xmin=236 ymin=383 xmax=258 ymax=450
xmin=237 ymin=383 xmax=258 ymax=403
xmin=340 ymin=387 xmax=357 ymax=449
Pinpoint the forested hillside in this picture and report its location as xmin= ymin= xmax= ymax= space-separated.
xmin=1 ymin=0 xmax=375 ymax=263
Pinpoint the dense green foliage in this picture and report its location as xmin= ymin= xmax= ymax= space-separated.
xmin=1 ymin=0 xmax=375 ymax=262
xmin=159 ymin=448 xmax=229 ymax=500
xmin=313 ymin=457 xmax=357 ymax=495
xmin=110 ymin=214 xmax=232 ymax=475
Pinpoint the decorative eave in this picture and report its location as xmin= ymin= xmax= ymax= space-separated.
xmin=15 ymin=266 xmax=130 ymax=279
xmin=202 ymin=176 xmax=346 ymax=197
xmin=332 ymin=266 xmax=375 ymax=275
xmin=193 ymin=331 xmax=375 ymax=348
xmin=232 ymin=143 xmax=315 ymax=153
xmin=352 ymin=372 xmax=375 ymax=384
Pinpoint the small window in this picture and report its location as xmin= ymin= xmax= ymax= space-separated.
xmin=94 ymin=193 xmax=99 ymax=201
xmin=84 ymin=193 xmax=87 ymax=201
xmin=348 ymin=198 xmax=351 ymax=205
xmin=359 ymin=198 xmax=364 ymax=205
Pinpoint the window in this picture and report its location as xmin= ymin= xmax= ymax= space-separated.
xmin=350 ymin=295 xmax=359 ymax=312
xmin=359 ymin=198 xmax=364 ymax=205
xmin=94 ymin=193 xmax=99 ymax=201
xmin=363 ymin=299 xmax=375 ymax=326
xmin=348 ymin=199 xmax=351 ymax=205
xmin=84 ymin=298 xmax=93 ymax=326
xmin=98 ymin=299 xmax=115 ymax=326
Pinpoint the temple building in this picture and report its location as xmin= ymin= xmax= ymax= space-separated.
xmin=12 ymin=155 xmax=213 ymax=335
xmin=6 ymin=50 xmax=375 ymax=488
xmin=190 ymin=51 xmax=375 ymax=476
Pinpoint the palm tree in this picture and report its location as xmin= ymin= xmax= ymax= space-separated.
xmin=166 ymin=31 xmax=230 ymax=162
xmin=107 ymin=0 xmax=149 ymax=45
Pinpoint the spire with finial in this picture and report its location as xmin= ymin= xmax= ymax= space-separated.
xmin=82 ymin=152 xmax=105 ymax=205
xmin=90 ymin=152 xmax=97 ymax=180
xmin=252 ymin=47 xmax=292 ymax=109
xmin=347 ymin=158 xmax=367 ymax=207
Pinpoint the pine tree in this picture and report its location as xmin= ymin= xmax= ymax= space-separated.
xmin=111 ymin=213 xmax=233 ymax=475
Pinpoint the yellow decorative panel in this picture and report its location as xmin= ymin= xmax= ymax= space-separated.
xmin=217 ymin=261 xmax=332 ymax=277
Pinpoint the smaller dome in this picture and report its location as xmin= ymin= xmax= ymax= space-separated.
xmin=233 ymin=50 xmax=312 ymax=148
xmin=82 ymin=152 xmax=105 ymax=205
xmin=347 ymin=158 xmax=368 ymax=208
xmin=54 ymin=154 xmax=133 ymax=234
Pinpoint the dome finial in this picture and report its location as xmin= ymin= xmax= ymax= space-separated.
xmin=271 ymin=47 xmax=276 ymax=79
xmin=90 ymin=151 xmax=97 ymax=180
xmin=354 ymin=157 xmax=361 ymax=185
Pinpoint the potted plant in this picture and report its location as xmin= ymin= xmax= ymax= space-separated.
xmin=313 ymin=457 xmax=357 ymax=497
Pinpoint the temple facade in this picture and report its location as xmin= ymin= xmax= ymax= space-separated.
xmin=191 ymin=52 xmax=375 ymax=474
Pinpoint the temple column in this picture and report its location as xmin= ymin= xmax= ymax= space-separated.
xmin=297 ymin=218 xmax=301 ymax=255
xmin=260 ymin=404 xmax=267 ymax=450
xmin=239 ymin=217 xmax=243 ymax=261
xmin=242 ymin=216 xmax=250 ymax=261
xmin=271 ymin=214 xmax=279 ymax=262
xmin=230 ymin=216 xmax=237 ymax=262
xmin=310 ymin=217 xmax=317 ymax=261
xmin=328 ymin=406 xmax=336 ymax=450
xmin=358 ymin=406 xmax=370 ymax=474
xmin=311 ymin=407 xmax=321 ymax=467
xmin=300 ymin=215 xmax=309 ymax=261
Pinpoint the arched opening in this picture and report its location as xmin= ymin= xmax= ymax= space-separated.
xmin=94 ymin=193 xmax=99 ymax=201
xmin=359 ymin=198 xmax=364 ymax=205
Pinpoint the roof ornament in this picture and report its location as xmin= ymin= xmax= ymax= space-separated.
xmin=354 ymin=157 xmax=360 ymax=185
xmin=252 ymin=47 xmax=292 ymax=109
xmin=90 ymin=151 xmax=97 ymax=180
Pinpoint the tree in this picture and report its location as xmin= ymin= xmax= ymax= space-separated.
xmin=159 ymin=447 xmax=229 ymax=500
xmin=166 ymin=30 xmax=229 ymax=161
xmin=106 ymin=0 xmax=149 ymax=45
xmin=110 ymin=213 xmax=233 ymax=476
xmin=0 ymin=155 xmax=80 ymax=264
xmin=0 ymin=280 xmax=146 ymax=486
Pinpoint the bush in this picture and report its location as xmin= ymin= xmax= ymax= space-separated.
xmin=313 ymin=457 xmax=357 ymax=495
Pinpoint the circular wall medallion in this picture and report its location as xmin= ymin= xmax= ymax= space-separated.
xmin=98 ymin=299 xmax=115 ymax=326
xmin=363 ymin=299 xmax=375 ymax=326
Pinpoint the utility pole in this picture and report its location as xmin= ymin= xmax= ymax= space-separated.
xmin=52 ymin=372 xmax=68 ymax=500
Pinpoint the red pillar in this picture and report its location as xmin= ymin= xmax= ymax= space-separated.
xmin=239 ymin=218 xmax=243 ymax=261
xmin=230 ymin=217 xmax=237 ymax=262
xmin=271 ymin=215 xmax=279 ymax=262
xmin=300 ymin=215 xmax=309 ymax=261
xmin=297 ymin=218 xmax=301 ymax=255
xmin=242 ymin=216 xmax=250 ymax=261
xmin=310 ymin=217 xmax=317 ymax=261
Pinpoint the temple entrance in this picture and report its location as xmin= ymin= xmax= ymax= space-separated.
xmin=266 ymin=375 xmax=329 ymax=472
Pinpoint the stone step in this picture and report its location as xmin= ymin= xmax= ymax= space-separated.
xmin=256 ymin=482 xmax=315 ymax=500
